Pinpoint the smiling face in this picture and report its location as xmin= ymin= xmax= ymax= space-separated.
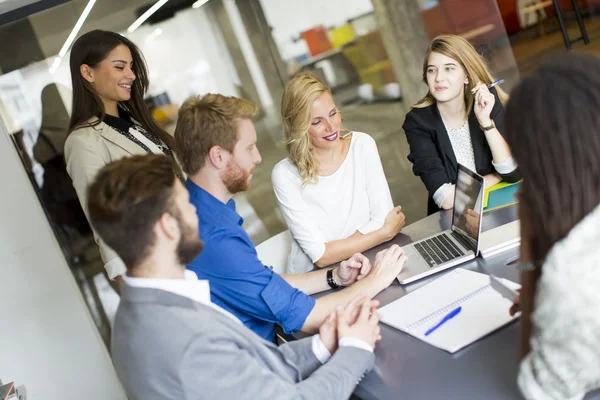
xmin=81 ymin=44 xmax=136 ymax=110
xmin=307 ymin=92 xmax=342 ymax=150
xmin=426 ymin=51 xmax=469 ymax=104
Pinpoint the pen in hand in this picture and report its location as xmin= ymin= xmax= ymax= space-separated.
xmin=424 ymin=306 xmax=462 ymax=336
xmin=487 ymin=78 xmax=504 ymax=88
xmin=471 ymin=79 xmax=504 ymax=94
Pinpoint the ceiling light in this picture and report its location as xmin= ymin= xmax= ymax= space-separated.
xmin=57 ymin=0 xmax=97 ymax=58
xmin=127 ymin=0 xmax=169 ymax=33
xmin=145 ymin=28 xmax=163 ymax=43
xmin=192 ymin=0 xmax=209 ymax=8
xmin=49 ymin=56 xmax=62 ymax=75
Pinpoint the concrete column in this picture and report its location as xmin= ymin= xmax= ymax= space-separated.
xmin=234 ymin=0 xmax=288 ymax=113
xmin=209 ymin=0 xmax=263 ymax=108
xmin=222 ymin=0 xmax=275 ymax=111
xmin=370 ymin=0 xmax=431 ymax=107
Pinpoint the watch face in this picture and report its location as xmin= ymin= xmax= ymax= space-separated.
xmin=327 ymin=269 xmax=339 ymax=289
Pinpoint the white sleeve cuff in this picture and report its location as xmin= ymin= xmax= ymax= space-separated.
xmin=312 ymin=334 xmax=332 ymax=364
xmin=105 ymin=257 xmax=127 ymax=280
xmin=312 ymin=335 xmax=374 ymax=364
xmin=339 ymin=337 xmax=374 ymax=353
xmin=492 ymin=156 xmax=518 ymax=175
xmin=358 ymin=218 xmax=385 ymax=235
xmin=308 ymin=241 xmax=327 ymax=264
xmin=433 ymin=183 xmax=453 ymax=208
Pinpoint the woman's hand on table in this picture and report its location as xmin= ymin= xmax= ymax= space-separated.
xmin=382 ymin=206 xmax=406 ymax=240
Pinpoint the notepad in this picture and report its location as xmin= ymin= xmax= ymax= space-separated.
xmin=379 ymin=268 xmax=520 ymax=353
xmin=483 ymin=181 xmax=521 ymax=212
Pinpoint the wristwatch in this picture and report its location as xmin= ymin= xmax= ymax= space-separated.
xmin=480 ymin=120 xmax=495 ymax=131
xmin=327 ymin=269 xmax=340 ymax=289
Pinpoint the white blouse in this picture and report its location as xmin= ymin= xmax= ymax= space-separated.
xmin=271 ymin=132 xmax=394 ymax=274
xmin=445 ymin=120 xmax=477 ymax=172
xmin=433 ymin=120 xmax=517 ymax=208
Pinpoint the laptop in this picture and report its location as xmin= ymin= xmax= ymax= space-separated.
xmin=397 ymin=164 xmax=484 ymax=284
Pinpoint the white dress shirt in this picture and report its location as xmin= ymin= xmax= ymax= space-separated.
xmin=272 ymin=131 xmax=394 ymax=274
xmin=122 ymin=270 xmax=372 ymax=363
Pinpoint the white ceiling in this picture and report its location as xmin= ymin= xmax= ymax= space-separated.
xmin=28 ymin=0 xmax=155 ymax=58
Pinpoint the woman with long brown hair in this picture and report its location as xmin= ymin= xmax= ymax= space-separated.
xmin=272 ymin=72 xmax=405 ymax=274
xmin=505 ymin=54 xmax=600 ymax=399
xmin=403 ymin=35 xmax=520 ymax=215
xmin=65 ymin=30 xmax=177 ymax=281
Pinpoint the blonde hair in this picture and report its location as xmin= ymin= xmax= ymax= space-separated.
xmin=281 ymin=72 xmax=347 ymax=185
xmin=413 ymin=35 xmax=508 ymax=116
xmin=175 ymin=94 xmax=259 ymax=175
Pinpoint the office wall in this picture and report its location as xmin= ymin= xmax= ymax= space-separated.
xmin=259 ymin=0 xmax=374 ymax=59
xmin=126 ymin=6 xmax=240 ymax=107
xmin=0 ymin=126 xmax=124 ymax=398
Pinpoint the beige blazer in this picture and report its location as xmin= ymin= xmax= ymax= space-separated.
xmin=64 ymin=119 xmax=168 ymax=279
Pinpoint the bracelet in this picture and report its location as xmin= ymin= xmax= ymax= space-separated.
xmin=516 ymin=261 xmax=540 ymax=272
xmin=327 ymin=269 xmax=340 ymax=289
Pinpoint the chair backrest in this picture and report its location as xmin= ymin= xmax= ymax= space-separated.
xmin=255 ymin=230 xmax=292 ymax=275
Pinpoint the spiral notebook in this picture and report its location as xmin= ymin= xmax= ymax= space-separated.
xmin=380 ymin=268 xmax=520 ymax=353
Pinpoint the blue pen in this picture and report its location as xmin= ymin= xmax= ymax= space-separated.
xmin=424 ymin=306 xmax=462 ymax=336
xmin=487 ymin=78 xmax=504 ymax=88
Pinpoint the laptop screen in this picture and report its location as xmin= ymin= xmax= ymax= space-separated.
xmin=451 ymin=164 xmax=484 ymax=250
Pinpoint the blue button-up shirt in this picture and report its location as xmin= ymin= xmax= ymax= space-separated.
xmin=185 ymin=179 xmax=315 ymax=342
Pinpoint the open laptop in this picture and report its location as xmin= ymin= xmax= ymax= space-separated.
xmin=397 ymin=164 xmax=484 ymax=284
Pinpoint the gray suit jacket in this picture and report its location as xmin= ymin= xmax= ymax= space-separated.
xmin=112 ymin=283 xmax=375 ymax=400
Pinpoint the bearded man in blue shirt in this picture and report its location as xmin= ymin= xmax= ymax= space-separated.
xmin=174 ymin=94 xmax=406 ymax=342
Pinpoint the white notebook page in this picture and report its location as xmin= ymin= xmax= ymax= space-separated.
xmin=380 ymin=268 xmax=520 ymax=353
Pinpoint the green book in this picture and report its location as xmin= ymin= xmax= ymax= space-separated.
xmin=483 ymin=181 xmax=521 ymax=213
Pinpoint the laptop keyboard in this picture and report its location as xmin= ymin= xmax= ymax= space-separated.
xmin=414 ymin=233 xmax=468 ymax=267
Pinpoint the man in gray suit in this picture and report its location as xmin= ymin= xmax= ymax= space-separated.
xmin=86 ymin=154 xmax=407 ymax=399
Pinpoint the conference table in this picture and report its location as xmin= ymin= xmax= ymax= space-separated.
xmin=295 ymin=205 xmax=600 ymax=400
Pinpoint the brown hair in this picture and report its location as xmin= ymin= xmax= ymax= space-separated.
xmin=68 ymin=30 xmax=174 ymax=150
xmin=87 ymin=154 xmax=179 ymax=269
xmin=413 ymin=35 xmax=508 ymax=117
xmin=504 ymin=53 xmax=600 ymax=263
xmin=175 ymin=94 xmax=260 ymax=175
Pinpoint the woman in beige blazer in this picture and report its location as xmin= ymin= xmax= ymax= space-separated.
xmin=65 ymin=30 xmax=177 ymax=281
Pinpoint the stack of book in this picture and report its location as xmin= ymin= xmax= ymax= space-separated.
xmin=0 ymin=380 xmax=26 ymax=400
xmin=479 ymin=220 xmax=520 ymax=258
xmin=480 ymin=181 xmax=522 ymax=258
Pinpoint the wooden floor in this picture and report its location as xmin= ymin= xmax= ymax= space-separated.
xmin=511 ymin=15 xmax=600 ymax=74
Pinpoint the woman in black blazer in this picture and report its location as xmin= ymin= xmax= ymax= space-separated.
xmin=403 ymin=35 xmax=520 ymax=215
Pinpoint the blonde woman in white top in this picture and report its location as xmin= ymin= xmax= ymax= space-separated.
xmin=272 ymin=73 xmax=405 ymax=274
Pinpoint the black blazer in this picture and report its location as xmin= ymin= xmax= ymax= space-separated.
xmin=402 ymin=89 xmax=521 ymax=215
